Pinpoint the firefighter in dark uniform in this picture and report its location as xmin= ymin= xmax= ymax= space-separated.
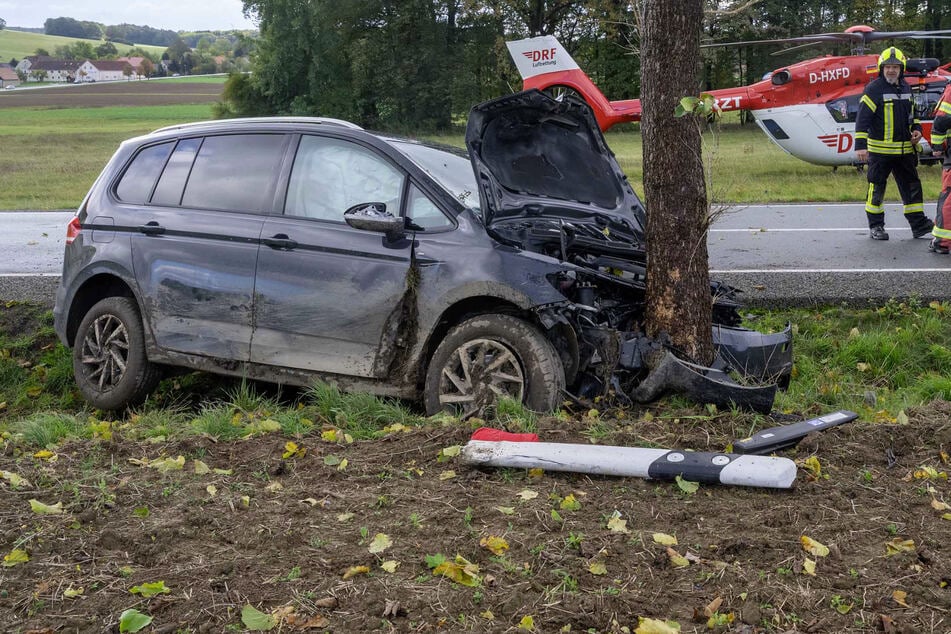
xmin=855 ymin=47 xmax=934 ymax=241
xmin=928 ymin=82 xmax=951 ymax=254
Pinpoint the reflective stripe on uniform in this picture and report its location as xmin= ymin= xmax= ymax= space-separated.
xmin=884 ymin=102 xmax=894 ymax=143
xmin=867 ymin=139 xmax=914 ymax=154
xmin=865 ymin=183 xmax=883 ymax=214
xmin=902 ymin=202 xmax=924 ymax=214
xmin=861 ymin=94 xmax=877 ymax=112
xmin=938 ymin=102 xmax=951 ymax=115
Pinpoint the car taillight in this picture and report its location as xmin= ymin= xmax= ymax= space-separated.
xmin=65 ymin=217 xmax=82 ymax=245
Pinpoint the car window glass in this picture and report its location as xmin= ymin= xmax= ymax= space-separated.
xmin=151 ymin=138 xmax=202 ymax=206
xmin=181 ymin=134 xmax=286 ymax=213
xmin=286 ymin=136 xmax=405 ymax=221
xmin=115 ymin=142 xmax=174 ymax=204
xmin=406 ymin=184 xmax=453 ymax=231
xmin=390 ymin=140 xmax=479 ymax=211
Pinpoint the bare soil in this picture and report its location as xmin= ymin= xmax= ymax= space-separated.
xmin=1 ymin=306 xmax=950 ymax=633
xmin=0 ymin=81 xmax=223 ymax=109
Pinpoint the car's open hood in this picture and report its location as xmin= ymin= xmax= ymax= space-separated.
xmin=466 ymin=90 xmax=646 ymax=254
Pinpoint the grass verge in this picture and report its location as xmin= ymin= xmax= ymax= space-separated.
xmin=0 ymin=301 xmax=948 ymax=449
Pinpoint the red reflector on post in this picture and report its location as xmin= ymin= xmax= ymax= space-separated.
xmin=65 ymin=217 xmax=82 ymax=245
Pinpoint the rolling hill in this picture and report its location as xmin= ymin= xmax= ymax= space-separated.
xmin=0 ymin=28 xmax=166 ymax=62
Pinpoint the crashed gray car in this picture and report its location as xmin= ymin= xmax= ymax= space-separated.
xmin=53 ymin=90 xmax=792 ymax=414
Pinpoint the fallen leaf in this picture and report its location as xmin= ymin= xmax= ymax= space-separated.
xmin=653 ymin=533 xmax=678 ymax=546
xmin=300 ymin=498 xmax=320 ymax=506
xmin=438 ymin=445 xmax=461 ymax=461
xmin=528 ymin=468 xmax=544 ymax=478
xmin=432 ymin=555 xmax=481 ymax=586
xmin=495 ymin=506 xmax=515 ymax=515
xmin=439 ymin=470 xmax=456 ymax=480
xmin=675 ymin=475 xmax=699 ymax=494
xmin=885 ymin=538 xmax=916 ymax=556
xmin=516 ymin=489 xmax=539 ymax=501
xmin=560 ymin=494 xmax=581 ymax=511
xmin=517 ymin=615 xmax=535 ymax=631
xmin=63 ymin=586 xmax=84 ymax=598
xmin=241 ymin=604 xmax=276 ymax=631
xmin=914 ymin=466 xmax=947 ymax=480
xmin=213 ymin=468 xmax=233 ymax=475
xmin=380 ymin=560 xmax=399 ymax=573
xmin=119 ymin=608 xmax=153 ymax=633
xmin=342 ymin=565 xmax=370 ymax=580
xmin=206 ymin=485 xmax=217 ymax=497
xmin=29 ymin=499 xmax=63 ymax=515
xmin=129 ymin=580 xmax=170 ymax=597
xmin=337 ymin=512 xmax=354 ymax=522
xmin=368 ymin=533 xmax=392 ymax=554
xmin=666 ymin=547 xmax=690 ymax=568
xmin=588 ymin=561 xmax=607 ymax=575
xmin=193 ymin=460 xmax=210 ymax=474
xmin=932 ymin=499 xmax=950 ymax=511
xmin=703 ymin=597 xmax=723 ymax=617
xmin=606 ymin=512 xmax=630 ymax=534
xmin=265 ymin=482 xmax=283 ymax=492
xmin=3 ymin=548 xmax=29 ymax=567
xmin=480 ymin=535 xmax=509 ymax=556
xmin=1 ymin=470 xmax=30 ymax=487
xmin=337 ymin=458 xmax=348 ymax=471
xmin=150 ymin=455 xmax=185 ymax=472
xmin=635 ymin=617 xmax=681 ymax=633
xmin=802 ymin=558 xmax=816 ymax=576
xmin=892 ymin=590 xmax=910 ymax=607
xmin=800 ymin=535 xmax=830 ymax=557
xmin=33 ymin=450 xmax=57 ymax=462
xmin=799 ymin=456 xmax=822 ymax=478
xmin=282 ymin=441 xmax=306 ymax=459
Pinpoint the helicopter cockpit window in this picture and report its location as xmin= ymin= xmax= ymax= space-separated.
xmin=826 ymin=95 xmax=860 ymax=123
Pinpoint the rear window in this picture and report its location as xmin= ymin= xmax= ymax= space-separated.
xmin=181 ymin=134 xmax=287 ymax=213
xmin=115 ymin=142 xmax=174 ymax=204
xmin=151 ymin=138 xmax=202 ymax=207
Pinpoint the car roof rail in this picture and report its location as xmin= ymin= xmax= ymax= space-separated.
xmin=151 ymin=116 xmax=364 ymax=135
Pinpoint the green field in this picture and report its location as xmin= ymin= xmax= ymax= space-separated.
xmin=0 ymin=28 xmax=166 ymax=62
xmin=0 ymin=104 xmax=215 ymax=210
xmin=0 ymin=100 xmax=944 ymax=210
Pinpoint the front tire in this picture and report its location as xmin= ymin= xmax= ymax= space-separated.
xmin=424 ymin=314 xmax=565 ymax=417
xmin=73 ymin=297 xmax=161 ymax=410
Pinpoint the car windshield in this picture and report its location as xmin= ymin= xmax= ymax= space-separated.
xmin=389 ymin=140 xmax=480 ymax=211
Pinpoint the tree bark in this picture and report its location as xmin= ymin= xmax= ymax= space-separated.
xmin=640 ymin=0 xmax=714 ymax=364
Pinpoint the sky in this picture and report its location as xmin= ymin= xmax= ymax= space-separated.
xmin=0 ymin=1 xmax=258 ymax=32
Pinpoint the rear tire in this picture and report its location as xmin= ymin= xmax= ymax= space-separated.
xmin=73 ymin=297 xmax=161 ymax=410
xmin=424 ymin=314 xmax=565 ymax=416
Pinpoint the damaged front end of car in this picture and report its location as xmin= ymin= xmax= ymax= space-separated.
xmin=466 ymin=89 xmax=792 ymax=413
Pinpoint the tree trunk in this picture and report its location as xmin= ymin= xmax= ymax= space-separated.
xmin=640 ymin=0 xmax=714 ymax=365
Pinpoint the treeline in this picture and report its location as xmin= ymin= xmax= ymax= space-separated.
xmin=42 ymin=16 xmax=254 ymax=51
xmin=221 ymin=0 xmax=950 ymax=131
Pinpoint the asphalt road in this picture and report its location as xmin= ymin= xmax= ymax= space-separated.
xmin=3 ymin=205 xmax=950 ymax=307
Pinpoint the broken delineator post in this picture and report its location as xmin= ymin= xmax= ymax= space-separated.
xmin=462 ymin=440 xmax=797 ymax=489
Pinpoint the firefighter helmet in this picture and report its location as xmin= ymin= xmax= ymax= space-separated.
xmin=878 ymin=47 xmax=907 ymax=72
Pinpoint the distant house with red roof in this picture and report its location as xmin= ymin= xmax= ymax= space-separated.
xmin=0 ymin=65 xmax=20 ymax=88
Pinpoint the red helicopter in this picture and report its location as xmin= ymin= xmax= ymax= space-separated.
xmin=506 ymin=26 xmax=951 ymax=167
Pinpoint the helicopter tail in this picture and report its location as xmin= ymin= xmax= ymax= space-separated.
xmin=506 ymin=36 xmax=642 ymax=130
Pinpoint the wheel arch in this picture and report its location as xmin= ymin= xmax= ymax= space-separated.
xmin=416 ymin=296 xmax=575 ymax=390
xmin=64 ymin=273 xmax=139 ymax=347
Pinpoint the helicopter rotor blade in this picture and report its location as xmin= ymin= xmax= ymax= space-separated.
xmin=701 ymin=28 xmax=951 ymax=49
xmin=865 ymin=29 xmax=951 ymax=41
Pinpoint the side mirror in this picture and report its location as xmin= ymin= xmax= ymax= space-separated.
xmin=343 ymin=202 xmax=405 ymax=238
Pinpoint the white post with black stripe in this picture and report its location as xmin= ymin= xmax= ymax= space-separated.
xmin=462 ymin=441 xmax=797 ymax=489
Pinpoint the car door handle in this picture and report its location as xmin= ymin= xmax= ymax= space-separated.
xmin=263 ymin=234 xmax=298 ymax=250
xmin=139 ymin=221 xmax=165 ymax=236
